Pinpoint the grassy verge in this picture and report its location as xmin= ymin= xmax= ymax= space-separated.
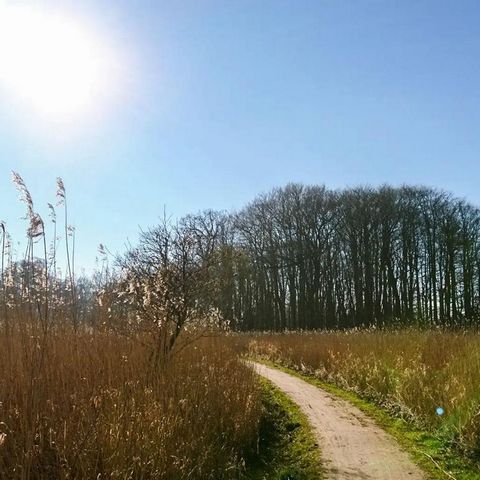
xmin=243 ymin=378 xmax=323 ymax=480
xmin=257 ymin=359 xmax=478 ymax=480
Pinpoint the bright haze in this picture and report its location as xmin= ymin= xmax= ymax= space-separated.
xmin=0 ymin=0 xmax=479 ymax=272
xmin=0 ymin=5 xmax=115 ymax=119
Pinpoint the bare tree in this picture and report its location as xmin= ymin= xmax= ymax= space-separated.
xmin=113 ymin=216 xmax=225 ymax=373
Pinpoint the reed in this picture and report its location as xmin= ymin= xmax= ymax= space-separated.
xmin=0 ymin=174 xmax=263 ymax=479
xmin=248 ymin=329 xmax=480 ymax=464
xmin=0 ymin=332 xmax=261 ymax=479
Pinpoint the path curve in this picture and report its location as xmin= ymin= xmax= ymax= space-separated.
xmin=253 ymin=363 xmax=425 ymax=480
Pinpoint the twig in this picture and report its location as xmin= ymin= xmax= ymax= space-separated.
xmin=416 ymin=448 xmax=457 ymax=480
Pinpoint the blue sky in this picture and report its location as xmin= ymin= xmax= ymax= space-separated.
xmin=0 ymin=0 xmax=479 ymax=272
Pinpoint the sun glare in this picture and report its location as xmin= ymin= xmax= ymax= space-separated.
xmin=0 ymin=6 xmax=115 ymax=120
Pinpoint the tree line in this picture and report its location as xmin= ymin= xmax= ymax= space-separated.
xmin=4 ymin=179 xmax=480 ymax=335
xmin=132 ymin=184 xmax=480 ymax=331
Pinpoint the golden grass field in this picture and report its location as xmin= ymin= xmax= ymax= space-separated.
xmin=3 ymin=326 xmax=480 ymax=478
xmin=248 ymin=330 xmax=480 ymax=464
xmin=0 ymin=331 xmax=261 ymax=479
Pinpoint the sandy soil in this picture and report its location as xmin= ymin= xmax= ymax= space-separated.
xmin=253 ymin=363 xmax=425 ymax=480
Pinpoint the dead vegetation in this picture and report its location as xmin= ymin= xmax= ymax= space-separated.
xmin=249 ymin=330 xmax=480 ymax=465
xmin=0 ymin=332 xmax=261 ymax=479
xmin=0 ymin=173 xmax=262 ymax=479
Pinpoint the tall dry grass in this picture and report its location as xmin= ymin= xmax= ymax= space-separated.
xmin=248 ymin=330 xmax=480 ymax=463
xmin=0 ymin=331 xmax=261 ymax=479
xmin=1 ymin=173 xmax=266 ymax=479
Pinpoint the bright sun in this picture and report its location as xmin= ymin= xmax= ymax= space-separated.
xmin=0 ymin=5 xmax=114 ymax=120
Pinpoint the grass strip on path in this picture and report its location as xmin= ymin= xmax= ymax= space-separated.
xmin=243 ymin=377 xmax=323 ymax=480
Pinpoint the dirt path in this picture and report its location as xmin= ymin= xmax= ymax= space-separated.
xmin=253 ymin=363 xmax=425 ymax=480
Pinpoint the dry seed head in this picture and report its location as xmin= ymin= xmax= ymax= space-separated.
xmin=11 ymin=171 xmax=34 ymax=215
xmin=47 ymin=203 xmax=56 ymax=223
xmin=56 ymin=177 xmax=66 ymax=205
xmin=28 ymin=213 xmax=44 ymax=240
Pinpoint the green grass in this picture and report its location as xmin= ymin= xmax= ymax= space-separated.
xmin=258 ymin=359 xmax=479 ymax=480
xmin=243 ymin=378 xmax=323 ymax=480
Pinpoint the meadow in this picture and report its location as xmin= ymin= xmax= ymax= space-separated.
xmin=2 ymin=2 xmax=480 ymax=477
xmin=248 ymin=330 xmax=480 ymax=466
xmin=0 ymin=330 xmax=263 ymax=479
xmin=3 ymin=174 xmax=480 ymax=478
xmin=0 ymin=175 xmax=264 ymax=479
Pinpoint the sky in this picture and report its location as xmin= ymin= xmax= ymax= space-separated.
xmin=0 ymin=0 xmax=479 ymax=272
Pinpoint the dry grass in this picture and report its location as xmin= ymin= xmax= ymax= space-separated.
xmin=248 ymin=330 xmax=480 ymax=463
xmin=0 ymin=174 xmax=266 ymax=479
xmin=0 ymin=331 xmax=261 ymax=479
